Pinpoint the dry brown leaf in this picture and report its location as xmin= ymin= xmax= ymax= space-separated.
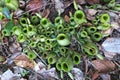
xmin=9 ymin=42 xmax=22 ymax=54
xmin=75 ymin=0 xmax=86 ymax=5
xmin=64 ymin=15 xmax=70 ymax=23
xmin=14 ymin=54 xmax=34 ymax=68
xmin=92 ymin=59 xmax=116 ymax=73
xmin=26 ymin=0 xmax=43 ymax=11
xmin=42 ymin=8 xmax=50 ymax=18
xmin=87 ymin=0 xmax=100 ymax=5
xmin=92 ymin=71 xmax=100 ymax=80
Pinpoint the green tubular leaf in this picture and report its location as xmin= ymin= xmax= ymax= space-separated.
xmin=114 ymin=4 xmax=120 ymax=11
xmin=30 ymin=42 xmax=36 ymax=48
xmin=45 ymin=39 xmax=52 ymax=45
xmin=72 ymin=53 xmax=81 ymax=65
xmin=98 ymin=23 xmax=110 ymax=30
xmin=45 ymin=45 xmax=52 ymax=51
xmin=39 ymin=35 xmax=46 ymax=42
xmin=27 ymin=25 xmax=36 ymax=36
xmin=63 ymin=28 xmax=69 ymax=33
xmin=80 ymin=30 xmax=88 ymax=38
xmin=0 ymin=12 xmax=5 ymax=20
xmin=69 ymin=17 xmax=76 ymax=26
xmin=2 ymin=21 xmax=14 ymax=37
xmin=45 ymin=31 xmax=51 ymax=37
xmin=5 ymin=0 xmax=18 ymax=10
xmin=0 ymin=0 xmax=5 ymax=7
xmin=17 ymin=34 xmax=26 ymax=43
xmin=23 ymin=47 xmax=29 ymax=53
xmin=40 ymin=29 xmax=46 ymax=34
xmin=50 ymin=28 xmax=56 ymax=32
xmin=73 ymin=0 xmax=78 ymax=10
xmin=40 ymin=18 xmax=50 ymax=28
xmin=57 ymin=33 xmax=70 ymax=46
xmin=86 ymin=26 xmax=97 ymax=34
xmin=55 ymin=16 xmax=64 ymax=25
xmin=2 ymin=29 xmax=10 ymax=36
xmin=27 ymin=51 xmax=37 ymax=60
xmin=19 ymin=18 xmax=28 ymax=27
xmin=56 ymin=57 xmax=64 ymax=71
xmin=91 ymin=32 xmax=102 ymax=42
xmin=100 ymin=13 xmax=110 ymax=23
xmin=57 ymin=25 xmax=64 ymax=31
xmin=74 ymin=10 xmax=86 ymax=24
xmin=42 ymin=52 xmax=48 ymax=59
xmin=37 ymin=42 xmax=44 ymax=51
xmin=37 ymin=42 xmax=43 ymax=48
xmin=107 ymin=0 xmax=115 ymax=8
xmin=61 ymin=57 xmax=73 ymax=72
xmin=23 ymin=28 xmax=27 ymax=35
xmin=47 ymin=53 xmax=56 ymax=64
xmin=92 ymin=20 xmax=98 ymax=25
xmin=59 ymin=47 xmax=67 ymax=56
xmin=83 ymin=43 xmax=98 ymax=56
xmin=23 ymin=12 xmax=29 ymax=18
xmin=30 ymin=15 xmax=39 ymax=24
xmin=104 ymin=0 xmax=110 ymax=3
xmin=69 ymin=27 xmax=75 ymax=34
xmin=12 ymin=26 xmax=22 ymax=35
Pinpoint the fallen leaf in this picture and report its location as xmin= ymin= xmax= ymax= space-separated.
xmin=75 ymin=0 xmax=86 ymax=5
xmin=71 ymin=68 xmax=84 ymax=80
xmin=55 ymin=0 xmax=64 ymax=13
xmin=26 ymin=0 xmax=43 ymax=11
xmin=1 ymin=69 xmax=20 ymax=80
xmin=92 ymin=71 xmax=100 ymax=80
xmin=87 ymin=0 xmax=100 ymax=5
xmin=37 ymin=68 xmax=59 ymax=80
xmin=64 ymin=15 xmax=70 ymax=23
xmin=42 ymin=8 xmax=50 ymax=18
xmin=102 ymin=38 xmax=120 ymax=53
xmin=14 ymin=54 xmax=34 ymax=68
xmin=100 ymin=74 xmax=111 ymax=80
xmin=87 ymin=9 xmax=97 ymax=16
xmin=9 ymin=42 xmax=22 ymax=54
xmin=101 ymin=28 xmax=113 ymax=36
xmin=92 ymin=59 xmax=115 ymax=73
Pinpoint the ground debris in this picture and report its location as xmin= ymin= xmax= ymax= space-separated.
xmin=102 ymin=38 xmax=120 ymax=53
xmin=71 ymin=68 xmax=84 ymax=80
xmin=91 ymin=59 xmax=116 ymax=73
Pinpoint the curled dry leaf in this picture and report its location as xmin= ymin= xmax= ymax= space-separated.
xmin=42 ymin=8 xmax=50 ymax=18
xmin=64 ymin=15 xmax=70 ymax=23
xmin=55 ymin=0 xmax=64 ymax=13
xmin=26 ymin=0 xmax=43 ymax=11
xmin=101 ymin=28 xmax=113 ymax=36
xmin=92 ymin=59 xmax=116 ymax=73
xmin=87 ymin=9 xmax=97 ymax=16
xmin=75 ymin=0 xmax=86 ymax=5
xmin=37 ymin=68 xmax=59 ymax=80
xmin=87 ymin=0 xmax=100 ymax=5
xmin=85 ymin=9 xmax=97 ymax=21
xmin=9 ymin=42 xmax=22 ymax=54
xmin=14 ymin=54 xmax=34 ymax=68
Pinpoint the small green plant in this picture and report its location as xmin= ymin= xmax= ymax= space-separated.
xmin=1 ymin=1 xmax=112 ymax=76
